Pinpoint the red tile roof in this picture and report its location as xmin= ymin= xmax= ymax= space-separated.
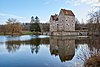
xmin=61 ymin=9 xmax=75 ymax=16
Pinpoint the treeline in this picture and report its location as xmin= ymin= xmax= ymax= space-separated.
xmin=29 ymin=16 xmax=49 ymax=34
xmin=0 ymin=16 xmax=49 ymax=35
xmin=75 ymin=9 xmax=100 ymax=36
xmin=0 ymin=9 xmax=100 ymax=36
xmin=30 ymin=16 xmax=41 ymax=32
xmin=0 ymin=18 xmax=22 ymax=35
xmin=87 ymin=9 xmax=100 ymax=36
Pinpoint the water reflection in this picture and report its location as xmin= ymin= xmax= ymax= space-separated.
xmin=50 ymin=36 xmax=75 ymax=62
xmin=6 ymin=37 xmax=49 ymax=53
xmin=75 ymin=36 xmax=100 ymax=67
xmin=6 ymin=43 xmax=20 ymax=53
xmin=5 ymin=36 xmax=76 ymax=62
xmin=30 ymin=38 xmax=41 ymax=54
xmin=1 ymin=35 xmax=100 ymax=67
xmin=88 ymin=37 xmax=100 ymax=50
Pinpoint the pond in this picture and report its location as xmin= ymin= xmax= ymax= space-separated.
xmin=0 ymin=35 xmax=100 ymax=67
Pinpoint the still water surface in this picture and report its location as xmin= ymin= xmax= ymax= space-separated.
xmin=0 ymin=35 xmax=99 ymax=67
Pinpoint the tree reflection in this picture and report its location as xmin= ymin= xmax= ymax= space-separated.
xmin=30 ymin=45 xmax=40 ymax=54
xmin=50 ymin=36 xmax=75 ymax=62
xmin=88 ymin=36 xmax=100 ymax=51
xmin=5 ymin=37 xmax=49 ymax=53
xmin=30 ymin=38 xmax=41 ymax=54
xmin=4 ymin=35 xmax=100 ymax=66
xmin=6 ymin=40 xmax=21 ymax=53
xmin=75 ymin=36 xmax=100 ymax=67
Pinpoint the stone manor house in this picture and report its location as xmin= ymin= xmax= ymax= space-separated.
xmin=50 ymin=9 xmax=77 ymax=36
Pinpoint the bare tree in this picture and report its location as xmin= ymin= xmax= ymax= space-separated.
xmin=87 ymin=9 xmax=100 ymax=36
xmin=5 ymin=18 xmax=22 ymax=35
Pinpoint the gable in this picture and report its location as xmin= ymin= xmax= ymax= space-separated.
xmin=61 ymin=9 xmax=75 ymax=16
xmin=51 ymin=14 xmax=58 ymax=21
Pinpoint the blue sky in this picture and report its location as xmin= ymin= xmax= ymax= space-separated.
xmin=0 ymin=0 xmax=100 ymax=24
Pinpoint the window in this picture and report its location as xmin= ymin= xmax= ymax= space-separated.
xmin=66 ymin=24 xmax=69 ymax=26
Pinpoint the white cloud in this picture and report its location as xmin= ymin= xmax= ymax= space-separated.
xmin=44 ymin=0 xmax=100 ymax=7
xmin=93 ymin=2 xmax=100 ymax=6
xmin=62 ymin=0 xmax=100 ymax=6
xmin=0 ymin=13 xmax=25 ymax=19
xmin=0 ymin=13 xmax=27 ymax=24
xmin=44 ymin=0 xmax=59 ymax=5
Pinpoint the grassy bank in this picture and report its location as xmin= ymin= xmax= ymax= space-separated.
xmin=21 ymin=31 xmax=33 ymax=35
xmin=22 ymin=31 xmax=41 ymax=35
xmin=0 ymin=31 xmax=41 ymax=35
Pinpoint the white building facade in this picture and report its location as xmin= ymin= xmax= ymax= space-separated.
xmin=50 ymin=9 xmax=78 ymax=36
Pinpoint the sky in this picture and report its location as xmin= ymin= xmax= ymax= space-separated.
xmin=0 ymin=0 xmax=100 ymax=24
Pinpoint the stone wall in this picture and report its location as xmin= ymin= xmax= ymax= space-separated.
xmin=50 ymin=31 xmax=88 ymax=36
xmin=51 ymin=31 xmax=79 ymax=36
xmin=64 ymin=16 xmax=75 ymax=31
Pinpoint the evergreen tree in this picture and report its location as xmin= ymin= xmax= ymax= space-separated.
xmin=30 ymin=16 xmax=41 ymax=32
xmin=30 ymin=16 xmax=35 ymax=23
xmin=30 ymin=16 xmax=35 ymax=32
xmin=33 ymin=22 xmax=41 ymax=32
xmin=35 ymin=16 xmax=40 ymax=23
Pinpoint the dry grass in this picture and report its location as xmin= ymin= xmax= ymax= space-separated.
xmin=84 ymin=54 xmax=100 ymax=67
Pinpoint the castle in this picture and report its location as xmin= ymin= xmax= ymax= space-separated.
xmin=50 ymin=9 xmax=77 ymax=36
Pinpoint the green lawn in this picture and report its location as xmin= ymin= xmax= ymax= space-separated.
xmin=22 ymin=31 xmax=41 ymax=35
xmin=21 ymin=31 xmax=33 ymax=35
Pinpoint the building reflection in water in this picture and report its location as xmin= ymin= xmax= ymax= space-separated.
xmin=50 ymin=36 xmax=75 ymax=62
xmin=4 ymin=35 xmax=100 ymax=66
